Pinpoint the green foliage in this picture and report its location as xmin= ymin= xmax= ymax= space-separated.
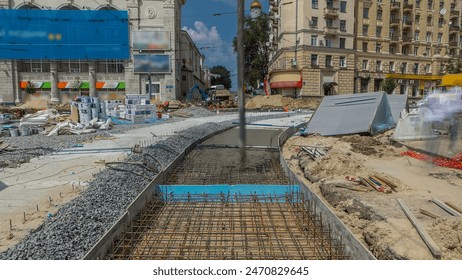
xmin=233 ymin=13 xmax=270 ymax=89
xmin=25 ymin=81 xmax=36 ymax=94
xmin=445 ymin=54 xmax=462 ymax=74
xmin=210 ymin=65 xmax=232 ymax=89
xmin=381 ymin=78 xmax=397 ymax=95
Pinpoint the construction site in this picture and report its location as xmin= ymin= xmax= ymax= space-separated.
xmin=0 ymin=93 xmax=462 ymax=261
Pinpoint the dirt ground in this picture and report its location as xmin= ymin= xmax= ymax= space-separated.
xmin=283 ymin=131 xmax=462 ymax=260
xmin=246 ymin=95 xmax=320 ymax=110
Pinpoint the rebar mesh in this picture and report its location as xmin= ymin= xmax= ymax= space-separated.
xmin=109 ymin=192 xmax=348 ymax=260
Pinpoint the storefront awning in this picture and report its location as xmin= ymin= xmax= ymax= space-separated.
xmin=269 ymin=70 xmax=302 ymax=89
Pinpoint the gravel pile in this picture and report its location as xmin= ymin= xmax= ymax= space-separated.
xmin=0 ymin=107 xmax=217 ymax=167
xmin=0 ymin=121 xmax=234 ymax=260
xmin=0 ymin=132 xmax=113 ymax=168
xmin=0 ymin=111 xmax=303 ymax=259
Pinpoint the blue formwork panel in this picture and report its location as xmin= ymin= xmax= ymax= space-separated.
xmin=158 ymin=184 xmax=300 ymax=202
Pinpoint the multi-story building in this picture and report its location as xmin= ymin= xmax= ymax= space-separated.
xmin=268 ymin=0 xmax=462 ymax=97
xmin=179 ymin=30 xmax=206 ymax=97
xmin=0 ymin=0 xmax=204 ymax=105
xmin=268 ymin=0 xmax=356 ymax=96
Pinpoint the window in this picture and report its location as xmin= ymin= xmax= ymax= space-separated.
xmin=340 ymin=1 xmax=347 ymax=13
xmin=312 ymin=0 xmax=318 ymax=9
xmin=311 ymin=54 xmax=318 ymax=66
xmin=390 ymin=45 xmax=396 ymax=54
xmin=425 ymin=64 xmax=431 ymax=74
xmin=413 ymin=63 xmax=419 ymax=74
xmin=361 ymin=78 xmax=369 ymax=93
xmin=362 ymin=42 xmax=368 ymax=52
xmin=339 ymin=56 xmax=346 ymax=68
xmin=376 ymin=61 xmax=382 ymax=72
xmin=340 ymin=20 xmax=347 ymax=32
xmin=19 ymin=60 xmax=51 ymax=73
xmin=428 ymin=0 xmax=433 ymax=10
xmin=427 ymin=16 xmax=432 ymax=26
xmin=339 ymin=38 xmax=346 ymax=49
xmin=362 ymin=25 xmax=368 ymax=36
xmin=377 ymin=10 xmax=383 ymax=21
xmin=437 ymin=33 xmax=442 ymax=43
xmin=414 ymin=46 xmax=419 ymax=56
xmin=414 ymin=31 xmax=420 ymax=41
xmin=390 ymin=61 xmax=395 ymax=72
xmin=97 ymin=60 xmax=124 ymax=73
xmin=415 ymin=15 xmax=420 ymax=23
xmin=438 ymin=17 xmax=444 ymax=28
xmin=311 ymin=35 xmax=318 ymax=46
xmin=439 ymin=1 xmax=444 ymax=10
xmin=363 ymin=7 xmax=369 ymax=18
xmin=311 ymin=17 xmax=318 ymax=28
xmin=325 ymin=39 xmax=333 ymax=48
xmin=376 ymin=43 xmax=382 ymax=53
xmin=325 ymin=55 xmax=333 ymax=67
xmin=362 ymin=60 xmax=369 ymax=70
xmin=376 ymin=26 xmax=382 ymax=37
xmin=402 ymin=62 xmax=407 ymax=74
xmin=326 ymin=18 xmax=334 ymax=27
xmin=416 ymin=0 xmax=421 ymax=8
xmin=59 ymin=60 xmax=89 ymax=73
xmin=402 ymin=46 xmax=410 ymax=55
xmin=426 ymin=32 xmax=432 ymax=42
xmin=425 ymin=47 xmax=431 ymax=56
xmin=327 ymin=0 xmax=334 ymax=8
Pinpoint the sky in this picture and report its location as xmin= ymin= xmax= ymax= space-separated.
xmin=181 ymin=0 xmax=269 ymax=90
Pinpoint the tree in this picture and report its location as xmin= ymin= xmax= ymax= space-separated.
xmin=210 ymin=65 xmax=232 ymax=89
xmin=233 ymin=13 xmax=270 ymax=89
xmin=381 ymin=78 xmax=397 ymax=94
xmin=445 ymin=54 xmax=462 ymax=74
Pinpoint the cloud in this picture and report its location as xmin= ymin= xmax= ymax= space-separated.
xmin=182 ymin=21 xmax=237 ymax=89
xmin=182 ymin=21 xmax=235 ymax=68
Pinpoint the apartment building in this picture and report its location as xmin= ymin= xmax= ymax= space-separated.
xmin=268 ymin=0 xmax=356 ymax=96
xmin=0 ymin=0 xmax=205 ymax=105
xmin=268 ymin=0 xmax=462 ymax=97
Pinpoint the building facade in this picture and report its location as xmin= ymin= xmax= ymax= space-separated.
xmin=268 ymin=0 xmax=462 ymax=97
xmin=0 ymin=0 xmax=204 ymax=105
xmin=180 ymin=30 xmax=206 ymax=98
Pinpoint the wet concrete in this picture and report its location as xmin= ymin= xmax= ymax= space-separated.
xmin=203 ymin=127 xmax=284 ymax=147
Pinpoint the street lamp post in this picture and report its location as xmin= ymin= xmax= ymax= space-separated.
xmin=237 ymin=0 xmax=246 ymax=162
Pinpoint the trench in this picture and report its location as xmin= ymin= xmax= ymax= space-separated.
xmin=104 ymin=127 xmax=350 ymax=260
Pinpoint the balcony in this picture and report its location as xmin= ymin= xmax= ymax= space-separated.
xmin=391 ymin=2 xmax=401 ymax=11
xmin=324 ymin=7 xmax=339 ymax=18
xmin=390 ymin=18 xmax=400 ymax=26
xmin=390 ymin=35 xmax=400 ymax=42
xmin=450 ymin=25 xmax=460 ymax=33
xmin=450 ymin=10 xmax=460 ymax=19
xmin=402 ymin=37 xmax=413 ymax=45
xmin=449 ymin=41 xmax=459 ymax=47
xmin=403 ymin=20 xmax=413 ymax=28
xmin=324 ymin=26 xmax=338 ymax=36
xmin=403 ymin=3 xmax=413 ymax=13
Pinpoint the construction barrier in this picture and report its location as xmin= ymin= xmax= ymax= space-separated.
xmin=401 ymin=150 xmax=462 ymax=170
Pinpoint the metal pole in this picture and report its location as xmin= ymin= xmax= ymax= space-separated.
xmin=148 ymin=73 xmax=152 ymax=100
xmin=237 ymin=0 xmax=246 ymax=162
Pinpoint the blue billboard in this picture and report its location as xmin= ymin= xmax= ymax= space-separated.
xmin=0 ymin=9 xmax=129 ymax=59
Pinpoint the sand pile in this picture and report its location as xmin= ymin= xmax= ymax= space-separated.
xmin=245 ymin=95 xmax=320 ymax=110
